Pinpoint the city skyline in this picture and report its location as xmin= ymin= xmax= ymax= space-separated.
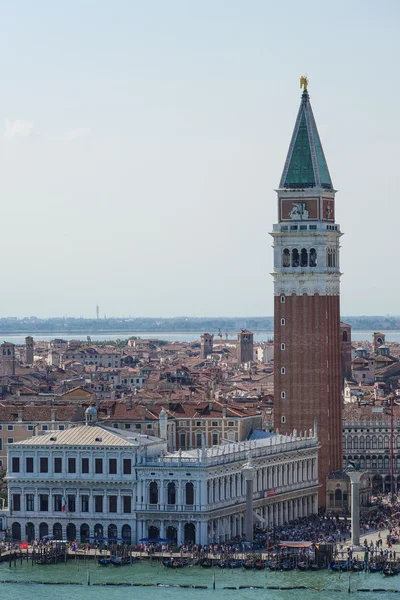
xmin=1 ymin=1 xmax=399 ymax=317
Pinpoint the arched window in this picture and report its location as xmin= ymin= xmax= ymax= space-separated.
xmin=282 ymin=249 xmax=290 ymax=267
xmin=309 ymin=248 xmax=317 ymax=267
xmin=122 ymin=524 xmax=131 ymax=544
xmin=366 ymin=436 xmax=371 ymax=449
xmin=66 ymin=523 xmax=76 ymax=541
xmin=94 ymin=523 xmax=103 ymax=539
xmin=11 ymin=522 xmax=21 ymax=541
xmin=291 ymin=248 xmax=299 ymax=267
xmin=384 ymin=436 xmax=389 ymax=449
xmin=80 ymin=523 xmax=90 ymax=543
xmin=39 ymin=522 xmax=48 ymax=539
xmin=378 ymin=436 xmax=383 ymax=449
xmin=347 ymin=436 xmax=352 ymax=449
xmin=342 ymin=330 xmax=348 ymax=342
xmin=167 ymin=482 xmax=176 ymax=505
xmin=186 ymin=482 xmax=194 ymax=505
xmin=300 ymin=248 xmax=308 ymax=267
xmin=149 ymin=481 xmax=159 ymax=504
xmin=53 ymin=522 xmax=62 ymax=540
xmin=384 ymin=455 xmax=390 ymax=469
xmin=108 ymin=524 xmax=117 ymax=540
xmin=353 ymin=436 xmax=358 ymax=449
xmin=359 ymin=436 xmax=365 ymax=449
xmin=327 ymin=248 xmax=331 ymax=267
xmin=372 ymin=436 xmax=377 ymax=449
xmin=372 ymin=455 xmax=377 ymax=469
xmin=179 ymin=432 xmax=186 ymax=448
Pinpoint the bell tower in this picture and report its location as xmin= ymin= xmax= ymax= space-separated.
xmin=271 ymin=79 xmax=343 ymax=505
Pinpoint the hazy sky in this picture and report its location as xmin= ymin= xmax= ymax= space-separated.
xmin=0 ymin=0 xmax=399 ymax=318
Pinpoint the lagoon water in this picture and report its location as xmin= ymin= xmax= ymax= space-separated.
xmin=0 ymin=560 xmax=399 ymax=600
xmin=1 ymin=331 xmax=400 ymax=345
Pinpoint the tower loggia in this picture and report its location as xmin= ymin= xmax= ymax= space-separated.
xmin=271 ymin=82 xmax=342 ymax=505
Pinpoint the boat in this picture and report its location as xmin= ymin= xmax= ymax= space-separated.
xmin=254 ymin=561 xmax=266 ymax=570
xmin=228 ymin=560 xmax=243 ymax=569
xmin=383 ymin=566 xmax=399 ymax=577
xmin=200 ymin=559 xmax=213 ymax=568
xmin=309 ymin=563 xmax=324 ymax=571
xmin=297 ymin=562 xmax=309 ymax=571
xmin=243 ymin=560 xmax=254 ymax=570
xmin=98 ymin=557 xmax=111 ymax=566
xmin=162 ymin=558 xmax=188 ymax=568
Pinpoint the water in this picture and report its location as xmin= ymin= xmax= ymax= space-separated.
xmin=0 ymin=331 xmax=400 ymax=345
xmin=0 ymin=560 xmax=399 ymax=599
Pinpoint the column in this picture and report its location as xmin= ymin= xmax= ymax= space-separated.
xmin=348 ymin=471 xmax=362 ymax=547
xmin=178 ymin=521 xmax=183 ymax=545
xmin=199 ymin=520 xmax=207 ymax=545
xmin=160 ymin=521 xmax=166 ymax=539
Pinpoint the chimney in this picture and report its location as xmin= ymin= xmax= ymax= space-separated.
xmin=209 ymin=400 xmax=213 ymax=411
xmin=125 ymin=396 xmax=132 ymax=409
xmin=222 ymin=407 xmax=227 ymax=418
xmin=142 ymin=406 xmax=146 ymax=420
xmin=51 ymin=409 xmax=56 ymax=422
xmin=17 ymin=408 xmax=24 ymax=422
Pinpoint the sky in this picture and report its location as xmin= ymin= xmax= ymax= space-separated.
xmin=0 ymin=0 xmax=399 ymax=318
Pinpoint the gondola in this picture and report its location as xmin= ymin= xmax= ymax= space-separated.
xmin=98 ymin=557 xmax=111 ymax=566
xmin=383 ymin=566 xmax=399 ymax=577
xmin=200 ymin=559 xmax=213 ymax=568
xmin=243 ymin=560 xmax=254 ymax=570
xmin=254 ymin=560 xmax=266 ymax=570
xmin=297 ymin=562 xmax=309 ymax=571
xmin=228 ymin=560 xmax=243 ymax=569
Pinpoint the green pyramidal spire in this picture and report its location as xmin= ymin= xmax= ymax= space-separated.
xmin=279 ymin=89 xmax=333 ymax=190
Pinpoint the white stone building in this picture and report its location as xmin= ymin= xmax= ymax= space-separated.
xmin=5 ymin=409 xmax=319 ymax=545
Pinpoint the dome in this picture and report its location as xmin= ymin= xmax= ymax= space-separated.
xmin=85 ymin=405 xmax=98 ymax=424
xmin=85 ymin=406 xmax=97 ymax=415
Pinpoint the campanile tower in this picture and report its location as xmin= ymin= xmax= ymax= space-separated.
xmin=271 ymin=80 xmax=342 ymax=505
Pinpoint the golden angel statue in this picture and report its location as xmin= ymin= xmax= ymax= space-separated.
xmin=300 ymin=75 xmax=308 ymax=90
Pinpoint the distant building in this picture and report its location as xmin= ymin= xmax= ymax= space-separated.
xmin=25 ymin=336 xmax=34 ymax=365
xmin=200 ymin=333 xmax=213 ymax=359
xmin=340 ymin=322 xmax=352 ymax=383
xmin=237 ymin=330 xmax=253 ymax=364
xmin=1 ymin=342 xmax=15 ymax=376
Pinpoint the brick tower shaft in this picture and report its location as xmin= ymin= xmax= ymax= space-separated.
xmin=271 ymin=80 xmax=343 ymax=506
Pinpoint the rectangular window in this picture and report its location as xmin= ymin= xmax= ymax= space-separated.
xmin=26 ymin=457 xmax=34 ymax=473
xmin=281 ymin=318 xmax=285 ymax=325
xmin=122 ymin=495 xmax=131 ymax=513
xmin=42 ymin=425 xmax=48 ymax=431
xmin=124 ymin=423 xmax=131 ymax=429
xmin=146 ymin=424 xmax=152 ymax=429
xmin=12 ymin=494 xmax=21 ymax=511
xmin=53 ymin=494 xmax=62 ymax=512
xmin=0 ymin=439 xmax=2 ymax=451
xmin=281 ymin=391 xmax=286 ymax=399
xmin=113 ymin=423 xmax=119 ymax=429
xmin=81 ymin=495 xmax=89 ymax=512
xmin=228 ymin=421 xmax=235 ymax=427
xmin=196 ymin=433 xmax=202 ymax=447
xmin=212 ymin=421 xmax=218 ymax=427
xmin=40 ymin=457 xmax=48 ymax=473
xmin=7 ymin=425 xmax=14 ymax=431
xmin=58 ymin=425 xmax=65 ymax=431
xmin=135 ymin=424 xmax=141 ymax=429
xmin=196 ymin=421 xmax=202 ymax=427
xmin=7 ymin=437 xmax=13 ymax=444
xmin=281 ymin=367 xmax=286 ymax=374
xmin=67 ymin=495 xmax=76 ymax=512
xmin=81 ymin=457 xmax=89 ymax=473
xmin=39 ymin=494 xmax=49 ymax=511
xmin=95 ymin=458 xmax=103 ymax=474
xmin=26 ymin=494 xmax=34 ymax=511
xmin=11 ymin=457 xmax=20 ymax=473
xmin=54 ymin=457 xmax=62 ymax=473
xmin=281 ymin=416 xmax=286 ymax=424
xmin=27 ymin=425 xmax=34 ymax=431
xmin=94 ymin=496 xmax=103 ymax=513
xmin=109 ymin=495 xmax=117 ymax=513
xmin=123 ymin=459 xmax=131 ymax=475
xmin=109 ymin=458 xmax=117 ymax=474
xmin=68 ymin=457 xmax=76 ymax=473
xmin=280 ymin=296 xmax=286 ymax=303
xmin=212 ymin=433 xmax=218 ymax=445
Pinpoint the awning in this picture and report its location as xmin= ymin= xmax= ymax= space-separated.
xmin=279 ymin=541 xmax=314 ymax=548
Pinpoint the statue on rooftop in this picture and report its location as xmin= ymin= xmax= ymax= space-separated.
xmin=300 ymin=75 xmax=308 ymax=90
